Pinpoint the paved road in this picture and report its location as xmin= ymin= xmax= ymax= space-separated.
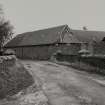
xmin=22 ymin=60 xmax=105 ymax=105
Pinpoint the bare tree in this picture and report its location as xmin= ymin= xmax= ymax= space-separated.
xmin=0 ymin=5 xmax=13 ymax=55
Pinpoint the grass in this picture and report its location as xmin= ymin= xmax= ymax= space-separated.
xmin=0 ymin=57 xmax=34 ymax=99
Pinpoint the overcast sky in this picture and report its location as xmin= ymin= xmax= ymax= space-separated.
xmin=1 ymin=0 xmax=105 ymax=34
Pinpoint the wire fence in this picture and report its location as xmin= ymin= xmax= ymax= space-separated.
xmin=56 ymin=53 xmax=105 ymax=75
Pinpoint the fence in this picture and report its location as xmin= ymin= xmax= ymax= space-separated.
xmin=56 ymin=53 xmax=105 ymax=75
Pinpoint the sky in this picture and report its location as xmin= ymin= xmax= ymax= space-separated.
xmin=1 ymin=0 xmax=105 ymax=34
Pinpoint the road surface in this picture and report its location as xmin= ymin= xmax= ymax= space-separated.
xmin=22 ymin=60 xmax=105 ymax=105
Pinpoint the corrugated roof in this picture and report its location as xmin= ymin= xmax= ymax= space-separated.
xmin=5 ymin=25 xmax=79 ymax=47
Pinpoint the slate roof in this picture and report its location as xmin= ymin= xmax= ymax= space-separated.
xmin=71 ymin=30 xmax=105 ymax=43
xmin=5 ymin=25 xmax=79 ymax=47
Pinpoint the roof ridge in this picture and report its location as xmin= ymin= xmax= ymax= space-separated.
xmin=17 ymin=24 xmax=68 ymax=36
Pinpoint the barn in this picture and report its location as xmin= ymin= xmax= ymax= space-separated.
xmin=5 ymin=25 xmax=81 ymax=60
xmin=70 ymin=29 xmax=105 ymax=55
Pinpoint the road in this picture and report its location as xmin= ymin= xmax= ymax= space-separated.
xmin=22 ymin=60 xmax=105 ymax=105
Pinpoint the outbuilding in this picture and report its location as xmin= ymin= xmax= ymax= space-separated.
xmin=5 ymin=25 xmax=81 ymax=60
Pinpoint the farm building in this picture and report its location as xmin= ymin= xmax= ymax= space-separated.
xmin=5 ymin=25 xmax=105 ymax=60
xmin=5 ymin=25 xmax=81 ymax=60
xmin=71 ymin=29 xmax=105 ymax=55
